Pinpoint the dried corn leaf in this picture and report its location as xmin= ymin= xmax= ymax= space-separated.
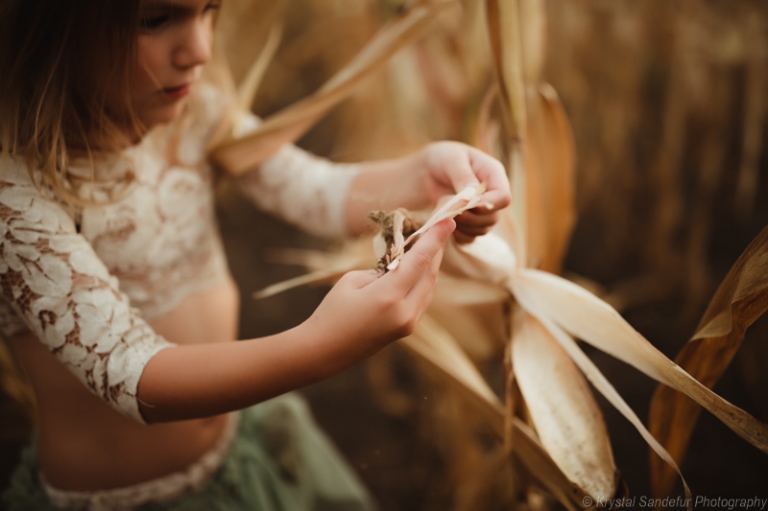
xmin=518 ymin=0 xmax=546 ymax=84
xmin=648 ymin=225 xmax=768 ymax=498
xmin=211 ymin=2 xmax=453 ymax=175
xmin=428 ymin=302 xmax=508 ymax=361
xmin=485 ymin=0 xmax=528 ymax=243
xmin=403 ymin=315 xmax=501 ymax=407
xmin=485 ymin=0 xmax=526 ymax=141
xmin=524 ymin=84 xmax=576 ymax=272
xmin=442 ymin=231 xmax=517 ymax=285
xmin=252 ymin=264 xmax=355 ymax=299
xmin=253 ymin=240 xmax=373 ymax=299
xmin=511 ymin=420 xmax=592 ymax=511
xmin=407 ymin=183 xmax=488 ymax=241
xmin=428 ymin=233 xmax=512 ymax=363
xmin=509 ymin=268 xmax=768 ymax=457
xmin=433 ymin=272 xmax=509 ymax=306
xmin=402 ymin=316 xmax=592 ymax=511
xmin=513 ymin=312 xmax=617 ymax=501
xmin=236 ymin=21 xmax=283 ymax=111
xmin=215 ymin=0 xmax=286 ymax=85
xmin=532 ymin=313 xmax=691 ymax=506
xmin=401 ymin=206 xmax=766 ymax=497
xmin=414 ymin=224 xmax=623 ymax=502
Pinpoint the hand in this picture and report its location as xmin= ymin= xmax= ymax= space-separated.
xmin=304 ymin=219 xmax=455 ymax=368
xmin=421 ymin=141 xmax=511 ymax=243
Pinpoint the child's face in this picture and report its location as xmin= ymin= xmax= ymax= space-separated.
xmin=122 ymin=0 xmax=219 ymax=130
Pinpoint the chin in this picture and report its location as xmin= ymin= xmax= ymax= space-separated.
xmin=140 ymin=101 xmax=187 ymax=130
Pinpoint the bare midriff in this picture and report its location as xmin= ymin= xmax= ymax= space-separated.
xmin=7 ymin=276 xmax=241 ymax=492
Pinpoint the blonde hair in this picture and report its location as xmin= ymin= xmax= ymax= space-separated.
xmin=0 ymin=0 xmax=146 ymax=204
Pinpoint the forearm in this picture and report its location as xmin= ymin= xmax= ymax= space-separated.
xmin=136 ymin=321 xmax=360 ymax=423
xmin=138 ymin=212 xmax=455 ymax=423
xmin=345 ymin=151 xmax=431 ymax=236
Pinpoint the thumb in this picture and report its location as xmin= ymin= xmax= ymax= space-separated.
xmin=390 ymin=218 xmax=455 ymax=290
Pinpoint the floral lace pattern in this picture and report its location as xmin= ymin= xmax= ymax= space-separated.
xmin=0 ymin=158 xmax=177 ymax=423
xmin=0 ymin=83 xmax=361 ymax=423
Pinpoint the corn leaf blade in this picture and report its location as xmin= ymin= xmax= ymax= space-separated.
xmin=648 ymin=225 xmax=768 ymax=498
xmin=510 ymin=268 xmax=768 ymax=457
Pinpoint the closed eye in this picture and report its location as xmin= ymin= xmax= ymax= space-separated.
xmin=140 ymin=14 xmax=170 ymax=31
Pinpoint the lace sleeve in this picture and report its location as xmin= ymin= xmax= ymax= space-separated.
xmin=0 ymin=167 xmax=175 ymax=424
xmin=232 ymin=114 xmax=361 ymax=239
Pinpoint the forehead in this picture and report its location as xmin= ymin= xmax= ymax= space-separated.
xmin=142 ymin=0 xmax=213 ymax=11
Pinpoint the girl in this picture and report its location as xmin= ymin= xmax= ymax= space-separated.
xmin=0 ymin=0 xmax=510 ymax=509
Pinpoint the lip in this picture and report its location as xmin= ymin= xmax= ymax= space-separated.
xmin=161 ymin=83 xmax=192 ymax=99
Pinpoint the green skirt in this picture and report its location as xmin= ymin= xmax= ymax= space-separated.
xmin=3 ymin=393 xmax=376 ymax=511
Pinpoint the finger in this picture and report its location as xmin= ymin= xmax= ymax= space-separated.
xmin=455 ymin=209 xmax=501 ymax=226
xmin=404 ymin=230 xmax=446 ymax=313
xmin=340 ymin=269 xmax=381 ymax=290
xmin=455 ymin=224 xmax=492 ymax=238
xmin=383 ymin=219 xmax=455 ymax=295
xmin=468 ymin=147 xmax=511 ymax=210
xmin=438 ymin=147 xmax=481 ymax=193
xmin=453 ymin=231 xmax=476 ymax=245
xmin=455 ymin=220 xmax=495 ymax=238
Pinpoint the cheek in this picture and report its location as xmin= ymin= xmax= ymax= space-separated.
xmin=136 ymin=39 xmax=167 ymax=94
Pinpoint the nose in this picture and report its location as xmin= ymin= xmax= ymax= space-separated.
xmin=172 ymin=18 xmax=212 ymax=70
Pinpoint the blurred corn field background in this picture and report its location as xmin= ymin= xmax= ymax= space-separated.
xmin=215 ymin=0 xmax=768 ymax=507
xmin=3 ymin=0 xmax=768 ymax=508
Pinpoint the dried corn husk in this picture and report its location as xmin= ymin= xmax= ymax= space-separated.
xmin=512 ymin=312 xmax=617 ymax=501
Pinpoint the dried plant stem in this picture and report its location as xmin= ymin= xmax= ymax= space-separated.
xmin=236 ymin=21 xmax=284 ymax=111
xmin=503 ymin=328 xmax=515 ymax=455
xmin=485 ymin=0 xmax=528 ymax=242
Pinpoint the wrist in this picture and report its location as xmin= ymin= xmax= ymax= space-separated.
xmin=293 ymin=316 xmax=359 ymax=381
xmin=406 ymin=147 xmax=435 ymax=210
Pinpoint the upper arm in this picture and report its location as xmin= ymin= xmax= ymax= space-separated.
xmin=0 ymin=170 xmax=175 ymax=423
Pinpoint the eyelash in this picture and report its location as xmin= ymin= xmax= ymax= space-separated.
xmin=140 ymin=3 xmax=220 ymax=32
xmin=140 ymin=15 xmax=170 ymax=31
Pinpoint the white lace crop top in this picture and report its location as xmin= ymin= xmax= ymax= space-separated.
xmin=0 ymin=84 xmax=360 ymax=423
